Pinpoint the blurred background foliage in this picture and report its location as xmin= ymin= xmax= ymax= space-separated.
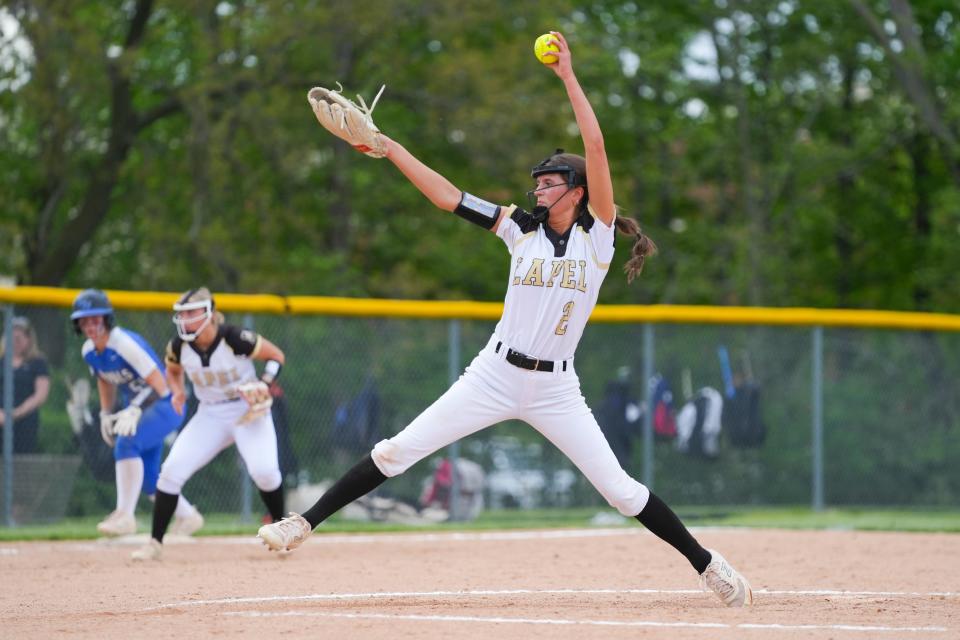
xmin=2 ymin=0 xmax=959 ymax=310
xmin=4 ymin=1 xmax=960 ymax=520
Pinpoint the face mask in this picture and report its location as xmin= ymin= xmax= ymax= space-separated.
xmin=172 ymin=299 xmax=213 ymax=342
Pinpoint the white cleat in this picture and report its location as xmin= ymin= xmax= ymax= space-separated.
xmin=131 ymin=538 xmax=163 ymax=562
xmin=169 ymin=511 xmax=205 ymax=537
xmin=96 ymin=510 xmax=137 ymax=537
xmin=257 ymin=512 xmax=312 ymax=552
xmin=700 ymin=549 xmax=754 ymax=607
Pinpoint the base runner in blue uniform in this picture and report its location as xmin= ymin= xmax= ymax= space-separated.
xmin=71 ymin=289 xmax=203 ymax=538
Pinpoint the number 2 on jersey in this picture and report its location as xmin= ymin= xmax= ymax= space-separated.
xmin=555 ymin=301 xmax=574 ymax=335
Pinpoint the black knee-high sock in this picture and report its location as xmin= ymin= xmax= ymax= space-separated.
xmin=152 ymin=490 xmax=180 ymax=543
xmin=635 ymin=492 xmax=712 ymax=574
xmin=302 ymin=455 xmax=387 ymax=528
xmin=259 ymin=484 xmax=285 ymax=522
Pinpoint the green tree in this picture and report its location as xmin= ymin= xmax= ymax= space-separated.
xmin=2 ymin=1 xmax=958 ymax=312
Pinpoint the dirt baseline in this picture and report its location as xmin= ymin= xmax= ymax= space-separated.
xmin=2 ymin=527 xmax=957 ymax=639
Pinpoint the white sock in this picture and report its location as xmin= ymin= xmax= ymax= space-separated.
xmin=115 ymin=458 xmax=144 ymax=515
xmin=174 ymin=493 xmax=198 ymax=518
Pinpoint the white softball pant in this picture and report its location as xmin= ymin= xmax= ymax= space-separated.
xmin=156 ymin=399 xmax=282 ymax=494
xmin=372 ymin=334 xmax=651 ymax=517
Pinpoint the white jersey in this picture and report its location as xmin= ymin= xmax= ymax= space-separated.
xmin=81 ymin=327 xmax=163 ymax=405
xmin=494 ymin=203 xmax=615 ymax=361
xmin=165 ymin=325 xmax=262 ymax=404
xmin=370 ymin=201 xmax=650 ymax=521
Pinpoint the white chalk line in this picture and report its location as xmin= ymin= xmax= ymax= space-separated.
xmin=220 ymin=609 xmax=948 ymax=633
xmin=6 ymin=527 xmax=652 ymax=553
xmin=4 ymin=526 xmax=723 ymax=553
xmin=144 ymin=586 xmax=960 ymax=612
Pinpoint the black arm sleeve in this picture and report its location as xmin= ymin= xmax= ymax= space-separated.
xmin=453 ymin=192 xmax=501 ymax=229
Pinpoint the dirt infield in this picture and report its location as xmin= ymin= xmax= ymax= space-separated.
xmin=2 ymin=527 xmax=957 ymax=639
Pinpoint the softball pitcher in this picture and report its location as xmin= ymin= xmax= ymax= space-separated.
xmin=261 ymin=32 xmax=752 ymax=606
xmin=132 ymin=287 xmax=286 ymax=560
xmin=71 ymin=289 xmax=202 ymax=537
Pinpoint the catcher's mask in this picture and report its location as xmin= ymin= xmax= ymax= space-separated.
xmin=173 ymin=287 xmax=216 ymax=342
xmin=526 ymin=149 xmax=588 ymax=223
xmin=70 ymin=289 xmax=115 ymax=336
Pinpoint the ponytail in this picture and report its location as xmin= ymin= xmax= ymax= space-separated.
xmin=614 ymin=215 xmax=657 ymax=283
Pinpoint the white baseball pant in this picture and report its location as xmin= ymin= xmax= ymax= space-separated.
xmin=372 ymin=334 xmax=651 ymax=516
xmin=156 ymin=399 xmax=282 ymax=494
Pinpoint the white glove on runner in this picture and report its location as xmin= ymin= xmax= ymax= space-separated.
xmin=111 ymin=405 xmax=143 ymax=438
xmin=99 ymin=411 xmax=116 ymax=446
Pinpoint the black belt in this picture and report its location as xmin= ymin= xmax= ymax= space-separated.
xmin=495 ymin=341 xmax=567 ymax=372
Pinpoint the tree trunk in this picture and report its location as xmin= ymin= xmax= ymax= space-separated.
xmin=908 ymin=132 xmax=931 ymax=308
xmin=27 ymin=0 xmax=156 ymax=285
xmin=834 ymin=54 xmax=856 ymax=308
xmin=849 ymin=0 xmax=960 ymax=186
xmin=324 ymin=34 xmax=357 ymax=254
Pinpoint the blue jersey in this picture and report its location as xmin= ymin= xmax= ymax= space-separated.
xmin=82 ymin=327 xmax=165 ymax=408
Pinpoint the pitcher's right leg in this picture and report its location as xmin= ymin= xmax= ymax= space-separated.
xmin=260 ymin=353 xmax=514 ymax=552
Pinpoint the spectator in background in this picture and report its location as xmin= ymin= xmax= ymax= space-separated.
xmin=64 ymin=376 xmax=115 ymax=482
xmin=596 ymin=366 xmax=638 ymax=469
xmin=0 ymin=317 xmax=51 ymax=454
xmin=330 ymin=375 xmax=382 ymax=465
xmin=419 ymin=457 xmax=486 ymax=522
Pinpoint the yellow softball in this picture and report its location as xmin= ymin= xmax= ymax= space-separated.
xmin=534 ymin=33 xmax=559 ymax=65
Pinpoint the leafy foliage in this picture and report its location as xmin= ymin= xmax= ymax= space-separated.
xmin=2 ymin=0 xmax=959 ymax=306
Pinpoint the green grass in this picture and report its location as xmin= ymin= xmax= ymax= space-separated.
xmin=1 ymin=506 xmax=958 ymax=541
xmin=699 ymin=506 xmax=960 ymax=532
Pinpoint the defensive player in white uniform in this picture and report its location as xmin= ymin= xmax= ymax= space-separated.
xmin=260 ymin=32 xmax=753 ymax=606
xmin=71 ymin=289 xmax=203 ymax=537
xmin=132 ymin=287 xmax=286 ymax=560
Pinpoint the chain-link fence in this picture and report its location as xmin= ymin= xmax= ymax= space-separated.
xmin=2 ymin=296 xmax=959 ymax=526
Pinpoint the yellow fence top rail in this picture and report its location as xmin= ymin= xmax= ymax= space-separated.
xmin=2 ymin=286 xmax=960 ymax=331
xmin=0 ymin=286 xmax=287 ymax=314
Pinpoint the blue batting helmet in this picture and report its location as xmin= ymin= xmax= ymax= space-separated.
xmin=71 ymin=289 xmax=115 ymax=334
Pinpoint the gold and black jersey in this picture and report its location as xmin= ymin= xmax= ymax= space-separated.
xmin=165 ymin=325 xmax=261 ymax=404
